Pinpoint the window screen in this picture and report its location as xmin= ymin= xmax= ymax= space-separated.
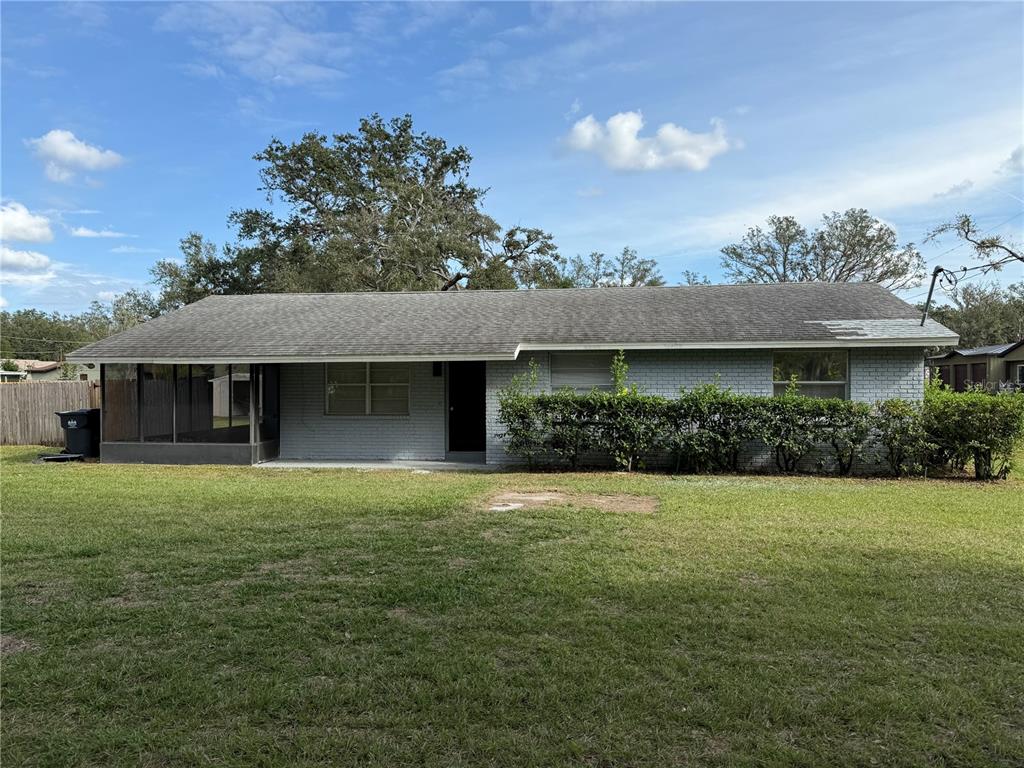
xmin=550 ymin=352 xmax=614 ymax=392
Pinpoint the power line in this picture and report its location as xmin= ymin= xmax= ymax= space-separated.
xmin=0 ymin=333 xmax=98 ymax=344
xmin=905 ymin=211 xmax=1024 ymax=302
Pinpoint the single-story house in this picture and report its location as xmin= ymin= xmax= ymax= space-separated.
xmin=0 ymin=359 xmax=100 ymax=382
xmin=66 ymin=283 xmax=958 ymax=466
xmin=927 ymin=341 xmax=1024 ymax=392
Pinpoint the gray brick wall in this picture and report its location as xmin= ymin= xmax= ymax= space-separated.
xmin=279 ymin=362 xmax=446 ymax=460
xmin=275 ymin=348 xmax=927 ymax=464
xmin=849 ymin=347 xmax=925 ymax=403
xmin=623 ymin=349 xmax=774 ymax=396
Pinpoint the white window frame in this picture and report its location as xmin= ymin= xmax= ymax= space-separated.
xmin=324 ymin=362 xmax=410 ymax=416
xmin=1017 ymin=364 xmax=1024 ymax=385
xmin=772 ymin=350 xmax=849 ymax=399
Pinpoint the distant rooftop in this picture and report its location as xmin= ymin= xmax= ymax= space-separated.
xmin=929 ymin=340 xmax=1024 ymax=359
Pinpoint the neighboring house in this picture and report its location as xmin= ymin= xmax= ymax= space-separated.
xmin=927 ymin=341 xmax=1024 ymax=392
xmin=66 ymin=283 xmax=958 ymax=466
xmin=0 ymin=368 xmax=27 ymax=382
xmin=0 ymin=359 xmax=100 ymax=382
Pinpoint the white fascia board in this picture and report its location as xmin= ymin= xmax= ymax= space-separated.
xmin=65 ymin=352 xmax=520 ymax=364
xmin=514 ymin=338 xmax=957 ymax=355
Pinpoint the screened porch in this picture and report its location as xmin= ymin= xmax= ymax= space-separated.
xmin=99 ymin=363 xmax=280 ymax=464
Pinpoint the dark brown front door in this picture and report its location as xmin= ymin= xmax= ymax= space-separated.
xmin=448 ymin=362 xmax=486 ymax=453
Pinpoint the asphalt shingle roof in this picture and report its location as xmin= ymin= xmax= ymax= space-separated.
xmin=67 ymin=283 xmax=958 ymax=363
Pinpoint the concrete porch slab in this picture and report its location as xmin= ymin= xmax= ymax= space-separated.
xmin=256 ymin=459 xmax=497 ymax=472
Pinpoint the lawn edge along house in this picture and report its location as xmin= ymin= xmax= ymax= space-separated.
xmin=67 ymin=283 xmax=958 ymax=466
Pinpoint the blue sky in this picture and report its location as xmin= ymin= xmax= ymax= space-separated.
xmin=1 ymin=1 xmax=1022 ymax=313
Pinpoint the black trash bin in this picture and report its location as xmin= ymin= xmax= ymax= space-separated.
xmin=55 ymin=408 xmax=100 ymax=457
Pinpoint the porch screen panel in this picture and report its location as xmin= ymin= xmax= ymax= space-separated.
xmin=230 ymin=364 xmax=251 ymax=432
xmin=177 ymin=365 xmax=212 ymax=442
xmin=254 ymin=365 xmax=281 ymax=442
xmin=141 ymin=364 xmax=174 ymax=442
xmin=103 ymin=364 xmax=139 ymax=442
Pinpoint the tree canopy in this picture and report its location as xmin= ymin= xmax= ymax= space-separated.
xmin=0 ymin=290 xmax=158 ymax=359
xmin=720 ymin=208 xmax=925 ymax=289
xmin=922 ymin=282 xmax=1024 ymax=348
xmin=556 ymin=247 xmax=665 ymax=288
xmin=927 ymin=213 xmax=1023 ymax=275
xmin=150 ymin=114 xmax=564 ymax=308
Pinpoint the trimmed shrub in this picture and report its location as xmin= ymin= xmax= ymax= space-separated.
xmin=923 ymin=384 xmax=1024 ymax=480
xmin=666 ymin=384 xmax=759 ymax=473
xmin=816 ymin=398 xmax=873 ymax=476
xmin=496 ymin=356 xmax=1024 ymax=480
xmin=595 ymin=389 xmax=669 ymax=471
xmin=496 ymin=360 xmax=547 ymax=469
xmin=875 ymin=399 xmax=932 ymax=477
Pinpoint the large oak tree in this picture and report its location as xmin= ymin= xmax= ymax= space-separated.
xmin=151 ymin=114 xmax=562 ymax=307
xmin=720 ymin=208 xmax=925 ymax=289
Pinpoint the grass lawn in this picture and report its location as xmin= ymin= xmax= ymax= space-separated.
xmin=2 ymin=446 xmax=1022 ymax=767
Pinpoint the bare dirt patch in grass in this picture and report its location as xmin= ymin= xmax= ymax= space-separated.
xmin=1 ymin=634 xmax=37 ymax=656
xmin=17 ymin=579 xmax=71 ymax=606
xmin=386 ymin=606 xmax=433 ymax=627
xmin=101 ymin=595 xmax=153 ymax=608
xmin=256 ymin=559 xmax=318 ymax=579
xmin=486 ymin=490 xmax=658 ymax=514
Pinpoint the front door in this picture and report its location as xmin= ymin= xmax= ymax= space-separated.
xmin=447 ymin=362 xmax=486 ymax=453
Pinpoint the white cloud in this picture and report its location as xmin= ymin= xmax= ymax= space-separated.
xmin=1 ymin=259 xmax=143 ymax=309
xmin=934 ymin=179 xmax=975 ymax=199
xmin=110 ymin=245 xmax=161 ymax=254
xmin=26 ymin=129 xmax=124 ymax=184
xmin=181 ymin=61 xmax=226 ymax=79
xmin=437 ymin=57 xmax=489 ymax=84
xmin=999 ymin=144 xmax=1023 ymax=175
xmin=668 ymin=115 xmax=1022 ymax=247
xmin=96 ymin=290 xmax=118 ymax=302
xmin=157 ymin=3 xmax=349 ymax=87
xmin=566 ymin=111 xmax=735 ymax=172
xmin=0 ymin=246 xmax=56 ymax=286
xmin=0 ymin=295 xmax=7 ymax=308
xmin=70 ymin=226 xmax=134 ymax=239
xmin=58 ymin=2 xmax=109 ymax=29
xmin=565 ymin=97 xmax=582 ymax=120
xmin=1 ymin=245 xmax=51 ymax=272
xmin=0 ymin=201 xmax=54 ymax=242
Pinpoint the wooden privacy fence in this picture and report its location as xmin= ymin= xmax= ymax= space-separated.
xmin=0 ymin=381 xmax=101 ymax=446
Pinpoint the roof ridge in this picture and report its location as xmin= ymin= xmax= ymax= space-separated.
xmin=202 ymin=282 xmax=886 ymax=299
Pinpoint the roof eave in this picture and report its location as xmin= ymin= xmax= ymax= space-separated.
xmin=65 ymin=351 xmax=521 ymax=364
xmin=67 ymin=336 xmax=959 ymax=364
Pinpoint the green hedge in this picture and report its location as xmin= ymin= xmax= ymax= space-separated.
xmin=497 ymin=356 xmax=1024 ymax=480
